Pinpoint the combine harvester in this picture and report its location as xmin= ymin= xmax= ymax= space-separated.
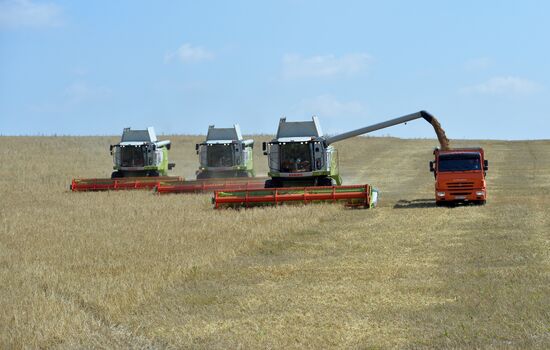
xmin=156 ymin=124 xmax=267 ymax=194
xmin=71 ymin=127 xmax=180 ymax=191
xmin=214 ymin=110 xmax=446 ymax=208
xmin=195 ymin=124 xmax=255 ymax=179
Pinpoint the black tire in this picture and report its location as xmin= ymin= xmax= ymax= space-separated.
xmin=111 ymin=171 xmax=123 ymax=179
xmin=196 ymin=171 xmax=208 ymax=180
xmin=436 ymin=201 xmax=446 ymax=207
xmin=474 ymin=200 xmax=486 ymax=206
xmin=317 ymin=177 xmax=334 ymax=186
xmin=236 ymin=171 xmax=248 ymax=178
xmin=265 ymin=179 xmax=281 ymax=188
xmin=147 ymin=171 xmax=160 ymax=177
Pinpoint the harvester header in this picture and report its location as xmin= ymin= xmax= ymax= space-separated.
xmin=213 ymin=184 xmax=379 ymax=209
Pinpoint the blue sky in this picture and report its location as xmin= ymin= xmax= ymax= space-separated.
xmin=0 ymin=0 xmax=548 ymax=139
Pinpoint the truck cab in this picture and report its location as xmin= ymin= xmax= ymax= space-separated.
xmin=195 ymin=124 xmax=255 ymax=179
xmin=110 ymin=127 xmax=174 ymax=178
xmin=430 ymin=148 xmax=488 ymax=205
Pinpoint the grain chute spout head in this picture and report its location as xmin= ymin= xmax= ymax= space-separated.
xmin=420 ymin=111 xmax=450 ymax=151
xmin=420 ymin=110 xmax=434 ymax=123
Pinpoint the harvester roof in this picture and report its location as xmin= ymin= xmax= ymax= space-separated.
xmin=120 ymin=127 xmax=157 ymax=144
xmin=275 ymin=116 xmax=324 ymax=142
xmin=206 ymin=124 xmax=243 ymax=142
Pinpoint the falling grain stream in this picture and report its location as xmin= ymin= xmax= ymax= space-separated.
xmin=428 ymin=115 xmax=450 ymax=150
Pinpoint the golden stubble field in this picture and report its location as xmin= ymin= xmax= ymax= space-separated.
xmin=0 ymin=135 xmax=549 ymax=349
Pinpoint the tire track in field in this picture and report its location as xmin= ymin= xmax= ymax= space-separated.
xmin=338 ymin=138 xmax=401 ymax=185
xmin=38 ymin=283 xmax=162 ymax=348
xmin=135 ymin=195 xmax=459 ymax=348
xmin=339 ymin=138 xmax=437 ymax=206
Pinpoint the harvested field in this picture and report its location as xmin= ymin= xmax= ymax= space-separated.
xmin=1 ymin=136 xmax=549 ymax=349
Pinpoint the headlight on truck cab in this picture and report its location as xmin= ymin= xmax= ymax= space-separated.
xmin=476 ymin=191 xmax=485 ymax=196
xmin=437 ymin=192 xmax=445 ymax=197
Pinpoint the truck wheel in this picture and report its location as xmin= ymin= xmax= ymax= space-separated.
xmin=436 ymin=201 xmax=446 ymax=207
xmin=147 ymin=171 xmax=160 ymax=177
xmin=475 ymin=200 xmax=486 ymax=206
xmin=111 ymin=171 xmax=123 ymax=179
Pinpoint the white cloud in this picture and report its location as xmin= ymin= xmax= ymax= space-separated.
xmin=282 ymin=53 xmax=372 ymax=79
xmin=0 ymin=0 xmax=62 ymax=28
xmin=295 ymin=94 xmax=366 ymax=118
xmin=164 ymin=43 xmax=214 ymax=63
xmin=461 ymin=76 xmax=542 ymax=96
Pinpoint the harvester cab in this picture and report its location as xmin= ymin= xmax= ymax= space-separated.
xmin=263 ymin=111 xmax=440 ymax=188
xmin=195 ymin=124 xmax=255 ymax=179
xmin=262 ymin=116 xmax=340 ymax=187
xmin=110 ymin=127 xmax=175 ymax=178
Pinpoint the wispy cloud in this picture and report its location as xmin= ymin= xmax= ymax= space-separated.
xmin=463 ymin=57 xmax=492 ymax=71
xmin=164 ymin=43 xmax=214 ymax=63
xmin=70 ymin=67 xmax=89 ymax=77
xmin=460 ymin=76 xmax=542 ymax=96
xmin=29 ymin=81 xmax=112 ymax=114
xmin=282 ymin=53 xmax=372 ymax=79
xmin=0 ymin=0 xmax=63 ymax=28
xmin=294 ymin=94 xmax=366 ymax=117
xmin=64 ymin=82 xmax=112 ymax=105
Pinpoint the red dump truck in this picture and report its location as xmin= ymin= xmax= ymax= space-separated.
xmin=430 ymin=148 xmax=488 ymax=206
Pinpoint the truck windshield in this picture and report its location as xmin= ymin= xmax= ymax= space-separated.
xmin=120 ymin=146 xmax=145 ymax=167
xmin=207 ymin=144 xmax=234 ymax=167
xmin=279 ymin=143 xmax=312 ymax=172
xmin=438 ymin=153 xmax=481 ymax=172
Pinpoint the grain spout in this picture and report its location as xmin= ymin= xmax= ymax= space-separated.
xmin=429 ymin=116 xmax=450 ymax=150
